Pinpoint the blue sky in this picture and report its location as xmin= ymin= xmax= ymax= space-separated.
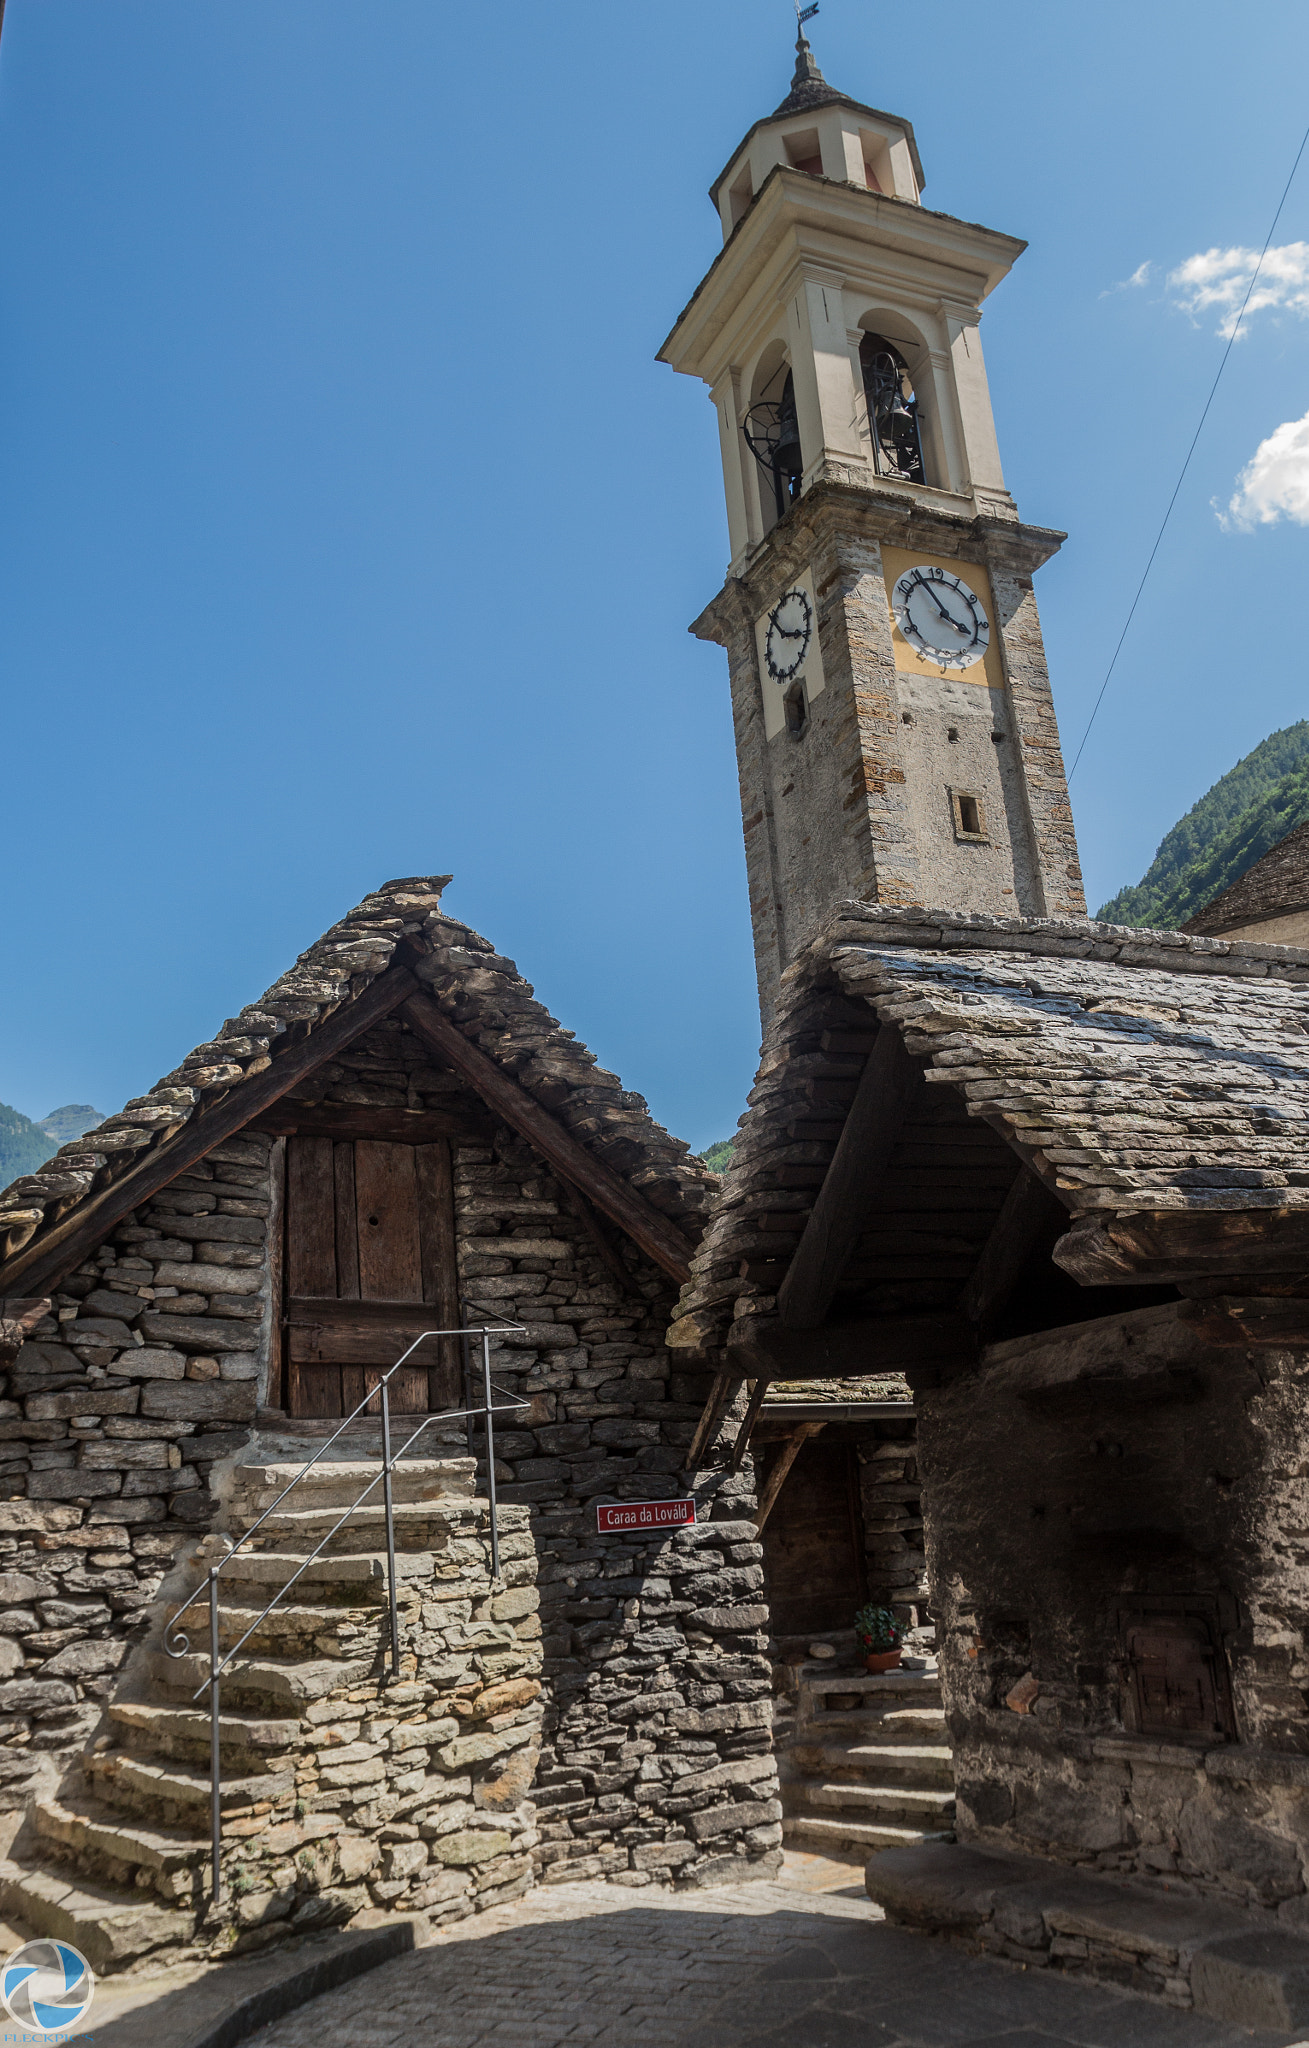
xmin=1 ymin=1 xmax=1307 ymax=1152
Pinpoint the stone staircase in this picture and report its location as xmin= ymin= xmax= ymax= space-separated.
xmin=778 ymin=1658 xmax=955 ymax=1859
xmin=0 ymin=1453 xmax=482 ymax=1974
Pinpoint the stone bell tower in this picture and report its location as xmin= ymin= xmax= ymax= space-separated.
xmin=659 ymin=30 xmax=1086 ymax=1028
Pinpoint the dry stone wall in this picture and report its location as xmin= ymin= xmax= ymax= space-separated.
xmin=0 ymin=1131 xmax=272 ymax=1820
xmin=858 ymin=1411 xmax=928 ymax=1624
xmin=0 ymin=1013 xmax=781 ymax=1902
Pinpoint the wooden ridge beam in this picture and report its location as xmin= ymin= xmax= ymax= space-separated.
xmin=1179 ymin=1295 xmax=1309 ymax=1349
xmin=777 ymin=1025 xmax=921 ymax=1329
xmin=399 ymin=992 xmax=695 ymax=1285
xmin=727 ymin=1312 xmax=976 ymax=1383
xmin=247 ymin=1102 xmax=490 ymax=1145
xmin=0 ymin=969 xmax=419 ymax=1301
xmin=1056 ymin=1208 xmax=1309 ymax=1287
xmin=960 ymin=1169 xmax=1069 ymax=1336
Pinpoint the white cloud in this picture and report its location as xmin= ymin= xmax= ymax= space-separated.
xmin=1218 ymin=409 xmax=1309 ymax=530
xmin=1101 ymin=260 xmax=1152 ymax=297
xmin=1169 ymin=241 xmax=1309 ymax=337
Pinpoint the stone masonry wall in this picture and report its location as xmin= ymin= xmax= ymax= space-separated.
xmin=0 ymin=1130 xmax=271 ymax=1826
xmin=919 ymin=1304 xmax=1309 ymax=1917
xmin=305 ymin=1019 xmax=783 ymax=1891
xmin=858 ymin=1410 xmax=928 ymax=1625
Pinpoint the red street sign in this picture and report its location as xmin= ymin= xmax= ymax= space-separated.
xmin=596 ymin=1498 xmax=695 ymax=1534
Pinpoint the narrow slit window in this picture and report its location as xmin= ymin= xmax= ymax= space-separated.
xmin=950 ymin=789 xmax=988 ymax=842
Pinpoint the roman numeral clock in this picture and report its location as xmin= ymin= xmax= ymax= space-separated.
xmin=658 ymin=25 xmax=1085 ymax=1025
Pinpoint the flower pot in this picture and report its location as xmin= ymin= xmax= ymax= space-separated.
xmin=864 ymin=1648 xmax=902 ymax=1673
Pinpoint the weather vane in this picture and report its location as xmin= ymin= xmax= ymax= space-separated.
xmin=795 ymin=1 xmax=819 ymax=27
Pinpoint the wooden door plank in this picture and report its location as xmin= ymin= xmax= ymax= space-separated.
xmin=286 ymin=1137 xmax=337 ymax=1299
xmin=354 ymin=1143 xmax=423 ymax=1302
xmin=334 ymin=1144 xmax=361 ymax=1300
xmin=0 ymin=966 xmax=418 ymax=1299
xmin=399 ymin=992 xmax=695 ymax=1285
xmin=287 ymin=1358 xmax=344 ymax=1419
xmin=415 ymin=1141 xmax=460 ymax=1410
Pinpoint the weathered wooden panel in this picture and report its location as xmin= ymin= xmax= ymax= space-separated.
xmin=354 ymin=1142 xmax=423 ymax=1304
xmin=333 ymin=1143 xmax=361 ymax=1300
xmin=762 ymin=1437 xmax=867 ymax=1637
xmin=415 ymin=1140 xmax=460 ymax=1411
xmin=286 ymin=1137 xmax=336 ymax=1299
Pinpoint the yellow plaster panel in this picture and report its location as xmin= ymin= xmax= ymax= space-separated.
xmin=880 ymin=544 xmax=1005 ymax=690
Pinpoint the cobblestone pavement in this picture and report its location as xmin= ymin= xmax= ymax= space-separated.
xmin=243 ymin=1876 xmax=1306 ymax=2048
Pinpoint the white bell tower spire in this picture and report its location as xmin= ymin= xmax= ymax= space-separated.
xmin=659 ymin=33 xmax=1086 ymax=1028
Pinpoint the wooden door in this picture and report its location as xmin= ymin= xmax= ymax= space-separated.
xmin=761 ymin=1437 xmax=868 ymax=1638
xmin=284 ymin=1135 xmax=459 ymax=1419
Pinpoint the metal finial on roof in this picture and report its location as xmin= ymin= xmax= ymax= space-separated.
xmin=773 ymin=3 xmax=841 ymax=118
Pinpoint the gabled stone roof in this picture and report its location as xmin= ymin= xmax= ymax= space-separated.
xmin=670 ymin=904 xmax=1309 ymax=1351
xmin=1186 ymin=818 xmax=1309 ymax=936
xmin=0 ymin=877 xmax=715 ymax=1278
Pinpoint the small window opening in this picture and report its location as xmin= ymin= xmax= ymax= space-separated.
xmin=783 ymin=681 xmax=807 ymax=735
xmin=863 ymin=159 xmax=883 ymax=192
xmin=783 ymin=129 xmax=823 ymax=178
xmin=950 ymin=789 xmax=988 ymax=842
xmin=859 ymin=332 xmax=925 ymax=484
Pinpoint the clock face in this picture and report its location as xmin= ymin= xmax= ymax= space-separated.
xmin=892 ymin=565 xmax=990 ymax=671
xmin=764 ymin=587 xmax=813 ymax=682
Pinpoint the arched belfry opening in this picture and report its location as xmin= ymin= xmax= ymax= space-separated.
xmin=860 ymin=332 xmax=925 ymax=484
xmin=744 ymin=364 xmax=804 ymax=526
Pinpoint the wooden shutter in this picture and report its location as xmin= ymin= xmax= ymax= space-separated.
xmin=285 ymin=1135 xmax=459 ymax=1419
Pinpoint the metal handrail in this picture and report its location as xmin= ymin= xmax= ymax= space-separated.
xmin=162 ymin=1311 xmax=526 ymax=1906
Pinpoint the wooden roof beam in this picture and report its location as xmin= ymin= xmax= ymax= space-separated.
xmin=776 ymin=1024 xmax=921 ymax=1330
xmin=960 ymin=1168 xmax=1069 ymax=1337
xmin=727 ymin=1311 xmax=976 ymax=1382
xmin=399 ymin=992 xmax=695 ymax=1285
xmin=0 ymin=968 xmax=419 ymax=1301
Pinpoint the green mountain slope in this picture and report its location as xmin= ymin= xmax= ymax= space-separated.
xmin=0 ymin=1104 xmax=57 ymax=1187
xmin=37 ymin=1105 xmax=106 ymax=1147
xmin=1097 ymin=722 xmax=1309 ymax=931
xmin=699 ymin=1138 xmax=737 ymax=1173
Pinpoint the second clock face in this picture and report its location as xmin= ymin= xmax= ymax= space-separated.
xmin=892 ymin=565 xmax=990 ymax=671
xmin=765 ymin=587 xmax=813 ymax=682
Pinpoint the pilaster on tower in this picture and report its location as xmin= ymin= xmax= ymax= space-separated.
xmin=659 ymin=31 xmax=1086 ymax=1031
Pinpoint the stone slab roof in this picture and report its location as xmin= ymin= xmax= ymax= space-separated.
xmin=0 ymin=877 xmax=715 ymax=1282
xmin=1186 ymin=818 xmax=1309 ymax=936
xmin=670 ymin=904 xmax=1309 ymax=1350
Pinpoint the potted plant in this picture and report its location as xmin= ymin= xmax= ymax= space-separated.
xmin=855 ymin=1604 xmax=905 ymax=1673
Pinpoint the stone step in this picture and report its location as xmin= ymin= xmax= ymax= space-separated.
xmin=798 ymin=1666 xmax=942 ymax=1706
xmin=800 ymin=1705 xmax=948 ymax=1742
xmin=231 ymin=1456 xmax=475 ymax=1518
xmin=787 ymin=1779 xmax=956 ymax=1823
xmin=783 ymin=1812 xmax=955 ymax=1853
xmin=196 ymin=1598 xmax=393 ymax=1659
xmin=0 ymin=1858 xmax=194 ymax=1975
xmin=85 ymin=1749 xmax=297 ymax=1818
xmin=108 ymin=1700 xmax=301 ymax=1771
xmin=784 ymin=1740 xmax=955 ymax=1788
xmin=144 ymin=1646 xmax=374 ymax=1709
xmin=35 ymin=1794 xmax=208 ymax=1880
xmin=219 ymin=1548 xmax=439 ymax=1593
xmin=240 ymin=1501 xmax=468 ymax=1552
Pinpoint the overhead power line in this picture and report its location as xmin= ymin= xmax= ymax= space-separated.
xmin=1067 ymin=114 xmax=1309 ymax=785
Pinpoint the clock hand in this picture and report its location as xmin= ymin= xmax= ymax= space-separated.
xmin=772 ymin=622 xmax=807 ymax=639
xmin=915 ymin=579 xmax=967 ymax=629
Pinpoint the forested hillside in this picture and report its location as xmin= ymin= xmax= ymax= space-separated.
xmin=1097 ymin=722 xmax=1309 ymax=931
xmin=0 ymin=1104 xmax=56 ymax=1187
